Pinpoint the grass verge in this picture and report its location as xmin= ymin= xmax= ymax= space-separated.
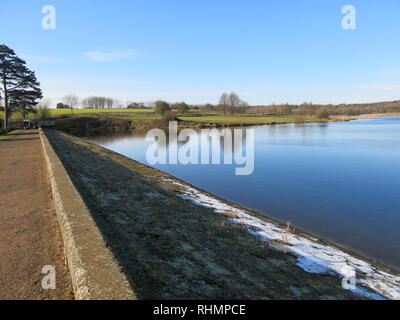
xmin=0 ymin=130 xmax=24 ymax=141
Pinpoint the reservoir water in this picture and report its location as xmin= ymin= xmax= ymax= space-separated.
xmin=87 ymin=116 xmax=400 ymax=271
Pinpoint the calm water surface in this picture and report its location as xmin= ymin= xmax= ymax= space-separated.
xmin=88 ymin=117 xmax=400 ymax=270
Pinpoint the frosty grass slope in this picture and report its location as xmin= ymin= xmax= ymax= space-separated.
xmin=164 ymin=179 xmax=400 ymax=300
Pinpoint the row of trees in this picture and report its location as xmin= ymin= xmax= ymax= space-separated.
xmin=57 ymin=95 xmax=120 ymax=111
xmin=166 ymin=96 xmax=400 ymax=118
xmin=218 ymin=92 xmax=248 ymax=115
xmin=152 ymin=93 xmax=249 ymax=116
xmin=81 ymin=96 xmax=118 ymax=109
xmin=55 ymin=95 xmax=129 ymax=113
xmin=246 ymin=104 xmax=330 ymax=119
xmin=54 ymin=96 xmax=400 ymax=119
xmin=248 ymin=100 xmax=400 ymax=119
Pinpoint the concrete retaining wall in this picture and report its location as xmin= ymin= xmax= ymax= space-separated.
xmin=39 ymin=129 xmax=137 ymax=300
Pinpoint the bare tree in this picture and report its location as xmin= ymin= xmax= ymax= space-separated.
xmin=219 ymin=92 xmax=247 ymax=115
xmin=81 ymin=96 xmax=117 ymax=109
xmin=114 ymin=99 xmax=124 ymax=108
xmin=63 ymin=94 xmax=79 ymax=114
xmin=219 ymin=93 xmax=229 ymax=115
xmin=36 ymin=99 xmax=51 ymax=119
xmin=227 ymin=92 xmax=240 ymax=115
xmin=81 ymin=97 xmax=92 ymax=108
xmin=106 ymin=97 xmax=114 ymax=109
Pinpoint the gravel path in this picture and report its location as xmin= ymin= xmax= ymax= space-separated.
xmin=0 ymin=130 xmax=74 ymax=300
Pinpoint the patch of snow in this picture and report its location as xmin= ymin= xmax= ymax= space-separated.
xmin=348 ymin=287 xmax=385 ymax=300
xmin=164 ymin=178 xmax=400 ymax=300
xmin=289 ymin=286 xmax=303 ymax=297
xmin=146 ymin=192 xmax=166 ymax=199
xmin=97 ymin=192 xmax=121 ymax=206
xmin=297 ymin=256 xmax=330 ymax=274
xmin=100 ymin=192 xmax=120 ymax=201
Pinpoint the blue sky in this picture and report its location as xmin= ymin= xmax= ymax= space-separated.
xmin=1 ymin=0 xmax=400 ymax=106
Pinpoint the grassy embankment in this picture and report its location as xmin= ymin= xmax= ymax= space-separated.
xmin=45 ymin=129 xmax=366 ymax=300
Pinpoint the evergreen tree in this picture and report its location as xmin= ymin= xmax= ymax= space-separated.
xmin=0 ymin=44 xmax=42 ymax=129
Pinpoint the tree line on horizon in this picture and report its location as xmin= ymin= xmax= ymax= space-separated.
xmin=150 ymin=95 xmax=400 ymax=119
xmin=151 ymin=92 xmax=248 ymax=117
xmin=54 ymin=94 xmax=400 ymax=119
xmin=247 ymin=100 xmax=400 ymax=119
xmin=2 ymin=43 xmax=400 ymax=131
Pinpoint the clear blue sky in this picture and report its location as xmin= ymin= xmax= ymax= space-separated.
xmin=1 ymin=0 xmax=400 ymax=106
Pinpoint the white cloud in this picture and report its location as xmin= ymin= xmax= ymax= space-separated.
xmin=356 ymin=84 xmax=400 ymax=90
xmin=84 ymin=49 xmax=138 ymax=62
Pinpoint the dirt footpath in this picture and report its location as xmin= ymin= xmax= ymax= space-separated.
xmin=0 ymin=130 xmax=73 ymax=300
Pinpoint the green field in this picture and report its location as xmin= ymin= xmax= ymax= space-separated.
xmin=113 ymin=112 xmax=321 ymax=124
xmin=1 ymin=108 xmax=326 ymax=125
xmin=50 ymin=108 xmax=162 ymax=121
xmin=179 ymin=113 xmax=320 ymax=124
xmin=0 ymin=108 xmax=156 ymax=120
xmin=49 ymin=108 xmax=154 ymax=116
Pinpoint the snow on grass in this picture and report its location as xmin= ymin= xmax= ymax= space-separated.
xmin=165 ymin=178 xmax=400 ymax=300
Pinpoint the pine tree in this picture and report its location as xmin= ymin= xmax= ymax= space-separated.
xmin=0 ymin=44 xmax=42 ymax=130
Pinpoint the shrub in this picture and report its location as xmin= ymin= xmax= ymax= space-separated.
xmin=316 ymin=109 xmax=330 ymax=120
xmin=173 ymin=102 xmax=189 ymax=114
xmin=127 ymin=102 xmax=145 ymax=109
xmin=199 ymin=103 xmax=214 ymax=112
xmin=38 ymin=106 xmax=51 ymax=119
xmin=57 ymin=102 xmax=69 ymax=109
xmin=163 ymin=111 xmax=177 ymax=122
xmin=155 ymin=100 xmax=171 ymax=115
